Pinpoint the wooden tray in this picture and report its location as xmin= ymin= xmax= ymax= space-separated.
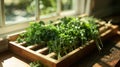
xmin=8 ymin=22 xmax=118 ymax=67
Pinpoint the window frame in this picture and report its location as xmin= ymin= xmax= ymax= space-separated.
xmin=0 ymin=0 xmax=5 ymax=27
xmin=35 ymin=0 xmax=40 ymax=20
xmin=0 ymin=0 xmax=86 ymax=37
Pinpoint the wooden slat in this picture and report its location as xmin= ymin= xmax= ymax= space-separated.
xmin=46 ymin=52 xmax=56 ymax=58
xmin=9 ymin=41 xmax=57 ymax=67
xmin=98 ymin=24 xmax=104 ymax=28
xmin=36 ymin=47 xmax=48 ymax=53
xmin=99 ymin=25 xmax=110 ymax=34
xmin=101 ymin=29 xmax=112 ymax=37
xmin=97 ymin=21 xmax=106 ymax=25
xmin=26 ymin=44 xmax=39 ymax=49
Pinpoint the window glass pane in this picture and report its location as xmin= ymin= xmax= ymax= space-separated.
xmin=40 ymin=0 xmax=57 ymax=16
xmin=5 ymin=0 xmax=35 ymax=24
xmin=61 ymin=0 xmax=72 ymax=11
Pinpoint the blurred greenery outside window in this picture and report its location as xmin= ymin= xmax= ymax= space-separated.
xmin=61 ymin=0 xmax=72 ymax=11
xmin=4 ymin=0 xmax=73 ymax=24
xmin=40 ymin=0 xmax=57 ymax=15
xmin=4 ymin=0 xmax=34 ymax=24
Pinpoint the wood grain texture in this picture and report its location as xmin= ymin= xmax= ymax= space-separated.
xmin=8 ymin=23 xmax=118 ymax=67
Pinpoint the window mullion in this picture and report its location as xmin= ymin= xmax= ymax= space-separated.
xmin=35 ymin=0 xmax=40 ymax=21
xmin=57 ymin=0 xmax=61 ymax=15
xmin=73 ymin=0 xmax=86 ymax=15
xmin=73 ymin=0 xmax=79 ymax=15
xmin=85 ymin=0 xmax=91 ymax=15
xmin=0 ymin=0 xmax=5 ymax=27
xmin=80 ymin=0 xmax=86 ymax=14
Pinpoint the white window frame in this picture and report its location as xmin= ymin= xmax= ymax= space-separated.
xmin=0 ymin=0 xmax=86 ymax=37
xmin=0 ymin=0 xmax=5 ymax=27
xmin=85 ymin=0 xmax=91 ymax=15
xmin=35 ymin=0 xmax=40 ymax=20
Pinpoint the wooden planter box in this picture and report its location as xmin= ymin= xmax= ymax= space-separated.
xmin=8 ymin=22 xmax=118 ymax=67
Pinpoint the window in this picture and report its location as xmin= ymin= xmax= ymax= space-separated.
xmin=5 ymin=0 xmax=35 ymax=24
xmin=40 ymin=0 xmax=57 ymax=15
xmin=40 ymin=0 xmax=57 ymax=18
xmin=61 ymin=0 xmax=72 ymax=11
xmin=0 ymin=0 xmax=86 ymax=36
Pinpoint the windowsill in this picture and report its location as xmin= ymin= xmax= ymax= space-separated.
xmin=60 ymin=10 xmax=76 ymax=16
xmin=0 ymin=22 xmax=29 ymax=38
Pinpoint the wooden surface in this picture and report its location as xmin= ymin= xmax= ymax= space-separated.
xmin=8 ymin=22 xmax=118 ymax=67
xmin=0 ymin=51 xmax=30 ymax=67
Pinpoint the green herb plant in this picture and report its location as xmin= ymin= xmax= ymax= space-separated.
xmin=29 ymin=61 xmax=47 ymax=67
xmin=17 ymin=16 xmax=103 ymax=60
